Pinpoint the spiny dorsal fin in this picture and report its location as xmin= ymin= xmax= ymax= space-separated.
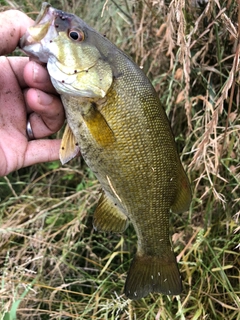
xmin=124 ymin=252 xmax=182 ymax=300
xmin=93 ymin=192 xmax=128 ymax=233
xmin=60 ymin=124 xmax=80 ymax=165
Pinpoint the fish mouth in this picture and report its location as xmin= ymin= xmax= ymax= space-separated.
xmin=34 ymin=2 xmax=52 ymax=26
xmin=20 ymin=2 xmax=74 ymax=54
xmin=20 ymin=3 xmax=54 ymax=47
xmin=19 ymin=3 xmax=64 ymax=63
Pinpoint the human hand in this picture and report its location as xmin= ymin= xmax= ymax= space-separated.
xmin=0 ymin=10 xmax=65 ymax=177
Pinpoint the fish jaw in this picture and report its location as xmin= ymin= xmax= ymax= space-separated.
xmin=20 ymin=3 xmax=58 ymax=63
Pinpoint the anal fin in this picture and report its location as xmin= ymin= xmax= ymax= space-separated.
xmin=124 ymin=252 xmax=182 ymax=300
xmin=93 ymin=192 xmax=128 ymax=233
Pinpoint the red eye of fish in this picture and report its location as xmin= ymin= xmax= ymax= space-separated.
xmin=68 ymin=30 xmax=84 ymax=41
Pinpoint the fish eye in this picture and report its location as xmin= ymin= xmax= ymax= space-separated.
xmin=68 ymin=30 xmax=84 ymax=41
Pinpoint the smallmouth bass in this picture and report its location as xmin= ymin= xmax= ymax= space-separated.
xmin=20 ymin=2 xmax=192 ymax=300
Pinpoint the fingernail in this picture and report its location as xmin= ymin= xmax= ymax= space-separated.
xmin=33 ymin=61 xmax=49 ymax=83
xmin=36 ymin=89 xmax=53 ymax=105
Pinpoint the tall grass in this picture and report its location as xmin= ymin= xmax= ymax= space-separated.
xmin=0 ymin=0 xmax=239 ymax=319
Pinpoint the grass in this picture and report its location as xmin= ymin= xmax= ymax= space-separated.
xmin=0 ymin=0 xmax=240 ymax=319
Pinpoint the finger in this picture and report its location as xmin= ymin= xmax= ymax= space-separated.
xmin=25 ymin=88 xmax=65 ymax=138
xmin=23 ymin=61 xmax=58 ymax=94
xmin=0 ymin=56 xmax=26 ymax=129
xmin=0 ymin=10 xmax=33 ymax=55
xmin=24 ymin=139 xmax=62 ymax=167
xmin=6 ymin=56 xmax=29 ymax=88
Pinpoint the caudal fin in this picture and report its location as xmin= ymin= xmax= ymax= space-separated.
xmin=124 ymin=253 xmax=182 ymax=300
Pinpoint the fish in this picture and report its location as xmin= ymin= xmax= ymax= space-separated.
xmin=20 ymin=2 xmax=192 ymax=300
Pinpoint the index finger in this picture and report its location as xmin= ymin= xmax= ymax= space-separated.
xmin=0 ymin=10 xmax=34 ymax=55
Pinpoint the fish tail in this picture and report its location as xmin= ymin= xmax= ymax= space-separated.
xmin=124 ymin=252 xmax=182 ymax=300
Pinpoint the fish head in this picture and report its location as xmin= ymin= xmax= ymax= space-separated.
xmin=20 ymin=2 xmax=113 ymax=98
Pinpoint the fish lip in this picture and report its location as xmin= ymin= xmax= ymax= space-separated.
xmin=34 ymin=2 xmax=67 ymax=26
xmin=34 ymin=2 xmax=52 ymax=25
xmin=35 ymin=2 xmax=74 ymax=26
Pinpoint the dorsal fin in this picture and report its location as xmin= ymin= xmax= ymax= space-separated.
xmin=171 ymin=164 xmax=191 ymax=213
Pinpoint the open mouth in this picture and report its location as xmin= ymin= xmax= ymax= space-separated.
xmin=34 ymin=2 xmax=52 ymax=25
xmin=19 ymin=3 xmax=59 ymax=61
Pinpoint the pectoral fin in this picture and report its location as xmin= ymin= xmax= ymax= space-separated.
xmin=60 ymin=124 xmax=80 ymax=165
xmin=82 ymin=103 xmax=115 ymax=147
xmin=93 ymin=192 xmax=128 ymax=233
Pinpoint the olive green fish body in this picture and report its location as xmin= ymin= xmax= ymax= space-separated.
xmin=63 ymin=73 xmax=186 ymax=298
xmin=20 ymin=3 xmax=191 ymax=299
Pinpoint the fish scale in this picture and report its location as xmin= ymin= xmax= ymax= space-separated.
xmin=20 ymin=2 xmax=192 ymax=300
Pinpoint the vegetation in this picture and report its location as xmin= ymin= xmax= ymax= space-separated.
xmin=0 ymin=0 xmax=239 ymax=319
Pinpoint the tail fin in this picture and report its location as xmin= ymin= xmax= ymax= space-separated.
xmin=124 ymin=253 xmax=182 ymax=300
